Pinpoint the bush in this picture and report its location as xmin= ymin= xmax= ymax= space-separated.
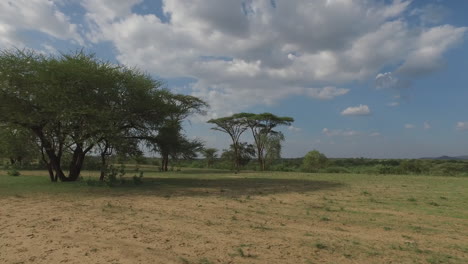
xmin=377 ymin=165 xmax=403 ymax=175
xmin=302 ymin=150 xmax=328 ymax=172
xmin=7 ymin=168 xmax=20 ymax=176
xmin=322 ymin=166 xmax=350 ymax=173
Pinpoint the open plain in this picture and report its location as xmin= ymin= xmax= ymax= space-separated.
xmin=1 ymin=169 xmax=467 ymax=264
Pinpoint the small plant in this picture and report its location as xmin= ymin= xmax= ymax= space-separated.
xmin=7 ymin=168 xmax=20 ymax=176
xmin=407 ymin=197 xmax=417 ymax=202
xmin=315 ymin=243 xmax=327 ymax=249
xmin=179 ymin=257 xmax=190 ymax=264
xmin=198 ymin=258 xmax=213 ymax=264
xmin=320 ymin=216 xmax=331 ymax=221
xmin=132 ymin=171 xmax=144 ymax=185
xmin=104 ymin=164 xmax=127 ymax=186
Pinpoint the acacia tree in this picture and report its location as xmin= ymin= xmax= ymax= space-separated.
xmin=264 ymin=132 xmax=285 ymax=170
xmin=221 ymin=142 xmax=256 ymax=169
xmin=0 ymin=49 xmax=170 ymax=182
xmin=151 ymin=94 xmax=207 ymax=171
xmin=207 ymin=114 xmax=249 ymax=171
xmin=239 ymin=113 xmax=293 ymax=171
xmin=202 ymin=148 xmax=218 ymax=167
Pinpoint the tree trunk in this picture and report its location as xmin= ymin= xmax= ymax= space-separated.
xmin=233 ymin=143 xmax=240 ymax=172
xmin=257 ymin=146 xmax=264 ymax=171
xmin=99 ymin=152 xmax=107 ymax=181
xmin=46 ymin=163 xmax=56 ymax=182
xmin=164 ymin=154 xmax=169 ymax=171
xmin=67 ymin=147 xmax=85 ymax=182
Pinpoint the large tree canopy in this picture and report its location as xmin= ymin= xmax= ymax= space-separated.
xmin=0 ymin=49 xmax=194 ymax=181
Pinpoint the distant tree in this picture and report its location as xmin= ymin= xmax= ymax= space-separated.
xmin=264 ymin=132 xmax=285 ymax=170
xmin=202 ymin=148 xmax=218 ymax=167
xmin=302 ymin=150 xmax=328 ymax=172
xmin=239 ymin=113 xmax=293 ymax=171
xmin=221 ymin=142 xmax=256 ymax=169
xmin=208 ymin=114 xmax=249 ymax=171
xmin=151 ymin=94 xmax=207 ymax=171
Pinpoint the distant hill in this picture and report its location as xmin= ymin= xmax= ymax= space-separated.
xmin=420 ymin=155 xmax=468 ymax=160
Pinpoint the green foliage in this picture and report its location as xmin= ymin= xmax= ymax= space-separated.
xmin=7 ymin=167 xmax=21 ymax=177
xmin=0 ymin=49 xmax=206 ymax=182
xmin=322 ymin=166 xmax=351 ymax=173
xmin=202 ymin=148 xmax=218 ymax=167
xmin=302 ymin=150 xmax=328 ymax=172
xmin=221 ymin=142 xmax=256 ymax=170
xmin=0 ymin=126 xmax=38 ymax=165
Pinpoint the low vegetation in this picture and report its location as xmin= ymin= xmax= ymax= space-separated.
xmin=1 ymin=168 xmax=467 ymax=263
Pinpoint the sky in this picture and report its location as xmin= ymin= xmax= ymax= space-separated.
xmin=1 ymin=0 xmax=467 ymax=159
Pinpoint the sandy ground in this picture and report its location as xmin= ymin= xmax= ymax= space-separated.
xmin=1 ymin=181 xmax=467 ymax=264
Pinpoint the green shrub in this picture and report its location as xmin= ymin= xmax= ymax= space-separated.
xmin=7 ymin=168 xmax=20 ymax=176
xmin=322 ymin=166 xmax=350 ymax=173
xmin=377 ymin=165 xmax=403 ymax=175
xmin=302 ymin=150 xmax=328 ymax=172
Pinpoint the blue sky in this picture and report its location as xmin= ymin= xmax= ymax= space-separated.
xmin=1 ymin=0 xmax=467 ymax=158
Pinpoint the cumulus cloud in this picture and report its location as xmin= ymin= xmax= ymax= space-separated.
xmin=0 ymin=0 xmax=83 ymax=47
xmin=341 ymin=104 xmax=371 ymax=116
xmin=73 ymin=0 xmax=467 ymax=115
xmin=456 ymin=122 xmax=468 ymax=131
xmin=405 ymin=124 xmax=415 ymax=129
xmin=2 ymin=0 xmax=465 ymax=116
xmin=397 ymin=25 xmax=467 ymax=77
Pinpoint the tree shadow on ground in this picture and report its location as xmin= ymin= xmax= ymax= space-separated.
xmin=104 ymin=177 xmax=344 ymax=198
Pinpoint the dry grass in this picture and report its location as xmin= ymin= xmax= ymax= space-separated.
xmin=0 ymin=169 xmax=467 ymax=263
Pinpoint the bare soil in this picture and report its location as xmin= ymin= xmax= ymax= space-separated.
xmin=1 ymin=174 xmax=467 ymax=264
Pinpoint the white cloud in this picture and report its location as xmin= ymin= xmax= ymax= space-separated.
xmin=0 ymin=0 xmax=83 ymax=47
xmin=369 ymin=132 xmax=381 ymax=137
xmin=3 ymin=1 xmax=465 ymax=116
xmin=323 ymin=128 xmax=360 ymax=137
xmin=77 ymin=0 xmax=467 ymax=115
xmin=411 ymin=4 xmax=449 ymax=26
xmin=405 ymin=124 xmax=415 ymax=129
xmin=304 ymin=86 xmax=349 ymax=100
xmin=341 ymin=104 xmax=371 ymax=116
xmin=387 ymin=102 xmax=400 ymax=107
xmin=288 ymin=126 xmax=302 ymax=132
xmin=456 ymin=122 xmax=468 ymax=131
xmin=375 ymin=72 xmax=399 ymax=90
xmin=397 ymin=25 xmax=467 ymax=76
xmin=424 ymin=121 xmax=431 ymax=130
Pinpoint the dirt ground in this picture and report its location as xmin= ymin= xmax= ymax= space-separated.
xmin=1 ymin=175 xmax=467 ymax=264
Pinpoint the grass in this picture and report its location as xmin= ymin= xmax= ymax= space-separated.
xmin=1 ymin=168 xmax=467 ymax=263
